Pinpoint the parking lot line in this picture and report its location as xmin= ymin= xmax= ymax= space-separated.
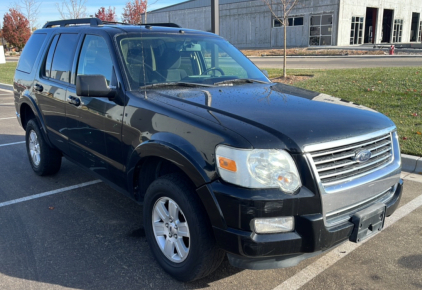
xmin=0 ymin=117 xmax=16 ymax=120
xmin=0 ymin=141 xmax=25 ymax=147
xmin=0 ymin=180 xmax=102 ymax=208
xmin=273 ymin=192 xmax=422 ymax=290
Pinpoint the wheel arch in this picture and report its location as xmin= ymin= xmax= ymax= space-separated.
xmin=19 ymin=95 xmax=54 ymax=148
xmin=127 ymin=139 xmax=227 ymax=229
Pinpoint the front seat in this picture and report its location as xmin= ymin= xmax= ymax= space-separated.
xmin=156 ymin=49 xmax=187 ymax=82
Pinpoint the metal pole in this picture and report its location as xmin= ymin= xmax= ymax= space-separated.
xmin=211 ymin=0 xmax=219 ymax=35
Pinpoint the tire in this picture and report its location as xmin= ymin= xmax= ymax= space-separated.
xmin=143 ymin=173 xmax=225 ymax=282
xmin=25 ymin=119 xmax=62 ymax=176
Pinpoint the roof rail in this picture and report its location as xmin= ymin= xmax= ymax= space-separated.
xmin=144 ymin=23 xmax=181 ymax=28
xmin=42 ymin=18 xmax=181 ymax=29
xmin=43 ymin=18 xmax=103 ymax=28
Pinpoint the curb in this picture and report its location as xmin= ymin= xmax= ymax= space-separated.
xmin=1 ymin=81 xmax=421 ymax=173
xmin=402 ymin=154 xmax=422 ymax=174
xmin=0 ymin=83 xmax=13 ymax=91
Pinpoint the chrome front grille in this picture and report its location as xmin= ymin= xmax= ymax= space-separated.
xmin=309 ymin=133 xmax=393 ymax=186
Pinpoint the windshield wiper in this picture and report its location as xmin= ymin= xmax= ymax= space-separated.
xmin=140 ymin=82 xmax=214 ymax=89
xmin=214 ymin=78 xmax=270 ymax=86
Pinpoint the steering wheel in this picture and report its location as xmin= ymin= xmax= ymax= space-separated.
xmin=201 ymin=67 xmax=225 ymax=76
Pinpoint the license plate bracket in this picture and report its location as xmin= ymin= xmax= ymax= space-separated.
xmin=349 ymin=203 xmax=386 ymax=243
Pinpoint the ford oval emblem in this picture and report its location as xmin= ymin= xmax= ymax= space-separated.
xmin=353 ymin=150 xmax=372 ymax=163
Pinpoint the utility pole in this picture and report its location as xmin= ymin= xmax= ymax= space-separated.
xmin=211 ymin=0 xmax=219 ymax=35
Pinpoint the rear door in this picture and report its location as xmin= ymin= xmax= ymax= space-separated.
xmin=34 ymin=33 xmax=80 ymax=153
xmin=65 ymin=32 xmax=125 ymax=181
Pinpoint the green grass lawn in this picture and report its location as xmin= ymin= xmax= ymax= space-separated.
xmin=0 ymin=62 xmax=17 ymax=85
xmin=267 ymin=67 xmax=422 ymax=156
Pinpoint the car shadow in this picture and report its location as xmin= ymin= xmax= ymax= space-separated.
xmin=0 ymin=161 xmax=243 ymax=290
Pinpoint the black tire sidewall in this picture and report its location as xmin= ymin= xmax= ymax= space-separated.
xmin=25 ymin=119 xmax=61 ymax=176
xmin=143 ymin=175 xmax=213 ymax=281
xmin=26 ymin=120 xmax=44 ymax=172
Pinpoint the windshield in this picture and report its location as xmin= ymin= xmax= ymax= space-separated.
xmin=115 ymin=33 xmax=269 ymax=90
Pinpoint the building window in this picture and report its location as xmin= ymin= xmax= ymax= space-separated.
xmin=273 ymin=16 xmax=304 ymax=28
xmin=393 ymin=19 xmax=403 ymax=43
xmin=350 ymin=17 xmax=364 ymax=45
xmin=419 ymin=21 xmax=422 ymax=42
xmin=309 ymin=14 xmax=333 ymax=46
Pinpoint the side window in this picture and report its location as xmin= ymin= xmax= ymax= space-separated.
xmin=44 ymin=35 xmax=59 ymax=78
xmin=17 ymin=33 xmax=47 ymax=73
xmin=50 ymin=33 xmax=79 ymax=83
xmin=77 ymin=35 xmax=113 ymax=84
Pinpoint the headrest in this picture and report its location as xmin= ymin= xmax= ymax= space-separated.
xmin=127 ymin=48 xmax=152 ymax=65
xmin=157 ymin=49 xmax=181 ymax=70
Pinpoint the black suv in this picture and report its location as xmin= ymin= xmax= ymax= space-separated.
xmin=14 ymin=18 xmax=403 ymax=282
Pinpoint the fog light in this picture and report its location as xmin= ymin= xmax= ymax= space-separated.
xmin=251 ymin=217 xmax=294 ymax=234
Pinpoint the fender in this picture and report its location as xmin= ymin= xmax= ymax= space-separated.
xmin=19 ymin=92 xmax=54 ymax=148
xmin=126 ymin=139 xmax=211 ymax=191
xmin=126 ymin=136 xmax=227 ymax=229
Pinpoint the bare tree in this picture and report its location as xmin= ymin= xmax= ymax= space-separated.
xmin=262 ymin=0 xmax=301 ymax=78
xmin=14 ymin=0 xmax=41 ymax=30
xmin=56 ymin=0 xmax=88 ymax=19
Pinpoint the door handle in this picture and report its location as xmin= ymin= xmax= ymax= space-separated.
xmin=34 ymin=84 xmax=43 ymax=92
xmin=67 ymin=96 xmax=81 ymax=106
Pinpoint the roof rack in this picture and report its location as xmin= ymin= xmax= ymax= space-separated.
xmin=43 ymin=18 xmax=181 ymax=29
xmin=144 ymin=23 xmax=181 ymax=28
xmin=43 ymin=18 xmax=103 ymax=28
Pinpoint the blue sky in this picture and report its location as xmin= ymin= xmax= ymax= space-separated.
xmin=0 ymin=0 xmax=185 ymax=29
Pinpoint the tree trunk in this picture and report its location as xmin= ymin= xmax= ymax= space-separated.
xmin=283 ymin=16 xmax=287 ymax=78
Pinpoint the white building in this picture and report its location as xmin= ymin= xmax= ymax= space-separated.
xmin=146 ymin=0 xmax=422 ymax=48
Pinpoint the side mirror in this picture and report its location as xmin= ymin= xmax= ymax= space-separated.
xmin=261 ymin=70 xmax=269 ymax=78
xmin=76 ymin=75 xmax=117 ymax=98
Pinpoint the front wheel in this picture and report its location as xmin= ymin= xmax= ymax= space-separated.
xmin=143 ymin=173 xmax=225 ymax=282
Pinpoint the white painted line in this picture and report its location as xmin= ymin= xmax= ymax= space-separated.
xmin=0 ymin=88 xmax=12 ymax=93
xmin=0 ymin=117 xmax=16 ymax=120
xmin=0 ymin=103 xmax=14 ymax=105
xmin=0 ymin=141 xmax=25 ymax=147
xmin=273 ymin=193 xmax=422 ymax=290
xmin=0 ymin=180 xmax=102 ymax=208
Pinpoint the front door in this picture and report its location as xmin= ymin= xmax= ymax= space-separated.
xmin=66 ymin=33 xmax=125 ymax=181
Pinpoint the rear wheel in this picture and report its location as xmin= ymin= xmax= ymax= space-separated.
xmin=143 ymin=173 xmax=225 ymax=282
xmin=25 ymin=119 xmax=62 ymax=176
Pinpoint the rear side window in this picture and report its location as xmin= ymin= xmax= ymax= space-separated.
xmin=44 ymin=35 xmax=59 ymax=78
xmin=50 ymin=34 xmax=79 ymax=83
xmin=17 ymin=33 xmax=47 ymax=73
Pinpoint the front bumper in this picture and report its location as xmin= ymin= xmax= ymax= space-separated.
xmin=201 ymin=179 xmax=403 ymax=270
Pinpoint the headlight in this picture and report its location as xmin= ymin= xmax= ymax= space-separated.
xmin=215 ymin=145 xmax=301 ymax=194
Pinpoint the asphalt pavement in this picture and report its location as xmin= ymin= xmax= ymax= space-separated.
xmin=0 ymin=88 xmax=421 ymax=290
xmin=250 ymin=56 xmax=422 ymax=69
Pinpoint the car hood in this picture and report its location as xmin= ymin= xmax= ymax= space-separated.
xmin=144 ymin=83 xmax=395 ymax=152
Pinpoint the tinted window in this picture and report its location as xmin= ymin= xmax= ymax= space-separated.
xmin=294 ymin=17 xmax=304 ymax=26
xmin=50 ymin=34 xmax=79 ymax=83
xmin=77 ymin=35 xmax=113 ymax=84
xmin=44 ymin=35 xmax=59 ymax=78
xmin=17 ymin=33 xmax=47 ymax=73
